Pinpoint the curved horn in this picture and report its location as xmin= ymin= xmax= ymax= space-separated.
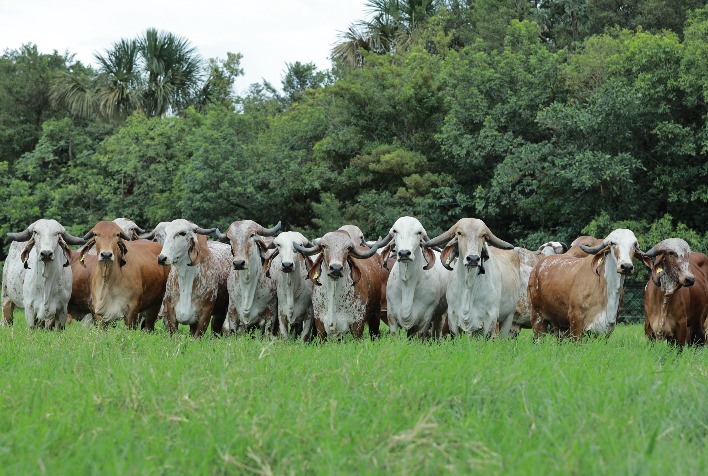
xmin=293 ymin=241 xmax=321 ymax=256
xmin=194 ymin=227 xmax=216 ymax=236
xmin=484 ymin=229 xmax=514 ymax=250
xmin=139 ymin=230 xmax=156 ymax=240
xmin=258 ymin=221 xmax=282 ymax=237
xmin=61 ymin=230 xmax=86 ymax=246
xmin=215 ymin=229 xmax=229 ymax=243
xmin=7 ymin=224 xmax=33 ymax=242
xmin=370 ymin=232 xmax=393 ymax=249
xmin=83 ymin=230 xmax=96 ymax=240
xmin=134 ymin=225 xmax=145 ymax=234
xmin=579 ymin=240 xmax=609 ymax=254
xmin=560 ymin=242 xmax=569 ymax=253
xmin=349 ymin=242 xmax=380 ymax=259
xmin=423 ymin=227 xmax=456 ymax=248
xmin=642 ymin=247 xmax=659 ymax=258
xmin=118 ymin=231 xmax=131 ymax=241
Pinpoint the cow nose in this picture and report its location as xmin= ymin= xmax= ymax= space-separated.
xmin=233 ymin=259 xmax=246 ymax=270
xmin=100 ymin=251 xmax=113 ymax=260
xmin=398 ymin=249 xmax=412 ymax=260
xmin=465 ymin=254 xmax=480 ymax=266
xmin=329 ymin=263 xmax=343 ymax=277
xmin=620 ymin=263 xmax=634 ymax=274
xmin=157 ymin=255 xmax=168 ymax=265
xmin=39 ymin=250 xmax=53 ymax=260
xmin=684 ymin=277 xmax=695 ymax=287
xmin=282 ymin=261 xmax=294 ymax=272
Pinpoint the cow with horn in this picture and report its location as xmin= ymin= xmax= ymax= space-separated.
xmin=215 ymin=220 xmax=281 ymax=335
xmin=371 ymin=216 xmax=451 ymax=338
xmin=423 ymin=218 xmax=517 ymax=337
xmin=293 ymin=230 xmax=383 ymax=340
xmin=642 ymin=239 xmax=708 ymax=346
xmin=2 ymin=219 xmax=85 ymax=329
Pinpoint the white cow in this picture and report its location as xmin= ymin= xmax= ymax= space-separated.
xmin=424 ymin=218 xmax=517 ymax=338
xmin=1 ymin=219 xmax=85 ymax=329
xmin=372 ymin=216 xmax=451 ymax=338
xmin=262 ymin=231 xmax=315 ymax=341
xmin=140 ymin=221 xmax=170 ymax=244
xmin=216 ymin=220 xmax=281 ymax=335
xmin=113 ymin=218 xmax=145 ymax=240
xmin=157 ymin=219 xmax=231 ymax=337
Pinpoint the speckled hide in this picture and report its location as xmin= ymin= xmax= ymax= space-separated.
xmin=2 ymin=242 xmax=27 ymax=325
xmin=529 ymin=229 xmax=642 ymax=339
xmin=159 ymin=219 xmax=230 ymax=337
xmin=643 ymin=239 xmax=708 ymax=346
xmin=379 ymin=217 xmax=450 ymax=338
xmin=2 ymin=219 xmax=81 ymax=329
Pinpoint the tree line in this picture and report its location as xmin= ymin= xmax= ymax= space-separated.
xmin=1 ymin=0 xmax=708 ymax=265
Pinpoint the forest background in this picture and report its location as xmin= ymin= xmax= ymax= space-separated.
xmin=2 ymin=0 xmax=708 ymax=263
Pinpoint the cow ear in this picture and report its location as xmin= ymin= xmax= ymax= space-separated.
xmin=308 ymin=254 xmax=324 ymax=286
xmin=641 ymin=254 xmax=655 ymax=270
xmin=422 ymin=246 xmax=435 ymax=271
xmin=256 ymin=240 xmax=269 ymax=265
xmin=78 ymin=238 xmax=96 ymax=268
xmin=262 ymin=248 xmax=280 ymax=278
xmin=21 ymin=238 xmax=36 ymax=269
xmin=188 ymin=238 xmax=202 ymax=266
xmin=440 ymin=243 xmax=458 ymax=271
xmin=117 ymin=240 xmax=128 ymax=267
xmin=481 ymin=242 xmax=490 ymax=261
xmin=591 ymin=250 xmax=608 ymax=276
xmin=58 ymin=238 xmax=72 ymax=267
xmin=381 ymin=244 xmax=393 ymax=269
xmin=347 ymin=257 xmax=361 ymax=286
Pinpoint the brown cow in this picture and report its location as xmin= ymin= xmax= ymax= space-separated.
xmin=643 ymin=239 xmax=708 ymax=346
xmin=294 ymin=230 xmax=382 ymax=340
xmin=529 ymin=228 xmax=646 ymax=339
xmin=79 ymin=221 xmax=169 ymax=329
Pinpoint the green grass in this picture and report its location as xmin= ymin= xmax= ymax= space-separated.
xmin=0 ymin=314 xmax=706 ymax=475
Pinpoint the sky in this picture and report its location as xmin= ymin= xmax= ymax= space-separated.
xmin=0 ymin=0 xmax=369 ymax=94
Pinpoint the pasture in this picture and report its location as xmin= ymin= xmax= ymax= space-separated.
xmin=0 ymin=315 xmax=706 ymax=475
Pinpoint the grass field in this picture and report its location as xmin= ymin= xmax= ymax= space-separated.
xmin=0 ymin=314 xmax=706 ymax=475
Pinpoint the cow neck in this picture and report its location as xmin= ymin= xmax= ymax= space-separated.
xmin=457 ymin=254 xmax=494 ymax=318
xmin=599 ymin=250 xmax=624 ymax=325
xmin=281 ymin=257 xmax=304 ymax=322
xmin=398 ymin=246 xmax=423 ymax=322
xmin=27 ymin=246 xmax=64 ymax=318
xmin=237 ymin=246 xmax=263 ymax=318
xmin=174 ymin=245 xmax=210 ymax=321
xmin=93 ymin=258 xmax=122 ymax=313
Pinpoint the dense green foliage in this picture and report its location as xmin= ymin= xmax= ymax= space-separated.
xmin=0 ymin=318 xmax=706 ymax=474
xmin=2 ymin=1 xmax=708 ymax=261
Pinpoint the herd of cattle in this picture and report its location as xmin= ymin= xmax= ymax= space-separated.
xmin=1 ymin=216 xmax=707 ymax=346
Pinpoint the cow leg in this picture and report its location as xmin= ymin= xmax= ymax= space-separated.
xmin=192 ymin=309 xmax=213 ymax=338
xmin=368 ymin=313 xmax=381 ymax=340
xmin=352 ymin=320 xmax=365 ymax=339
xmin=447 ymin=312 xmax=459 ymax=337
xmin=301 ymin=316 xmax=314 ymax=343
xmin=211 ymin=311 xmax=226 ymax=337
xmin=164 ymin=301 xmax=178 ymax=335
xmin=314 ymin=318 xmax=327 ymax=341
xmin=2 ymin=298 xmax=14 ymax=326
xmin=141 ymin=306 xmax=160 ymax=332
xmin=569 ymin=310 xmax=585 ymax=341
xmin=530 ymin=305 xmax=547 ymax=341
xmin=497 ymin=313 xmax=514 ymax=338
xmin=278 ymin=313 xmax=290 ymax=339
xmin=440 ymin=312 xmax=450 ymax=338
xmin=387 ymin=312 xmax=399 ymax=337
xmin=24 ymin=307 xmax=36 ymax=329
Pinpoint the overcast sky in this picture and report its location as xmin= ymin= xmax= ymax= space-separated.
xmin=0 ymin=0 xmax=368 ymax=94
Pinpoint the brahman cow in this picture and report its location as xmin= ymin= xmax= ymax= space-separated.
xmin=113 ymin=218 xmax=145 ymax=240
xmin=140 ymin=221 xmax=170 ymax=244
xmin=529 ymin=228 xmax=644 ymax=339
xmin=643 ymin=239 xmax=708 ymax=346
xmin=157 ymin=220 xmax=231 ymax=337
xmin=372 ymin=216 xmax=451 ymax=338
xmin=216 ymin=220 xmax=281 ymax=335
xmin=262 ymin=231 xmax=315 ymax=341
xmin=1 ymin=219 xmax=85 ymax=329
xmin=79 ymin=221 xmax=169 ymax=329
xmin=294 ymin=230 xmax=382 ymax=340
xmin=424 ymin=218 xmax=517 ymax=337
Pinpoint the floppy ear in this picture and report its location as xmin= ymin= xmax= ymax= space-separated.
xmin=641 ymin=253 xmax=657 ymax=271
xmin=262 ymin=248 xmax=280 ymax=278
xmin=255 ymin=240 xmax=269 ymax=265
xmin=117 ymin=240 xmax=128 ymax=267
xmin=440 ymin=240 xmax=458 ymax=271
xmin=381 ymin=244 xmax=393 ymax=270
xmin=79 ymin=238 xmax=96 ymax=268
xmin=187 ymin=237 xmax=202 ymax=267
xmin=481 ymin=242 xmax=490 ymax=261
xmin=591 ymin=249 xmax=609 ymax=276
xmin=308 ymin=254 xmax=324 ymax=286
xmin=20 ymin=238 xmax=36 ymax=269
xmin=422 ymin=246 xmax=435 ymax=271
xmin=347 ymin=257 xmax=361 ymax=286
xmin=650 ymin=254 xmax=666 ymax=287
xmin=58 ymin=238 xmax=72 ymax=267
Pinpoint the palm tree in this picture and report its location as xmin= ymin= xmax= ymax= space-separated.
xmin=332 ymin=0 xmax=439 ymax=68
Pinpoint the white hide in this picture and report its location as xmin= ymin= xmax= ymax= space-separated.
xmin=311 ymin=263 xmax=366 ymax=339
xmin=113 ymin=218 xmax=142 ymax=239
xmin=269 ymin=231 xmax=314 ymax=340
xmin=151 ymin=222 xmax=170 ymax=244
xmin=1 ymin=242 xmax=26 ymax=324
xmin=385 ymin=217 xmax=450 ymax=337
xmin=160 ymin=220 xmax=231 ymax=325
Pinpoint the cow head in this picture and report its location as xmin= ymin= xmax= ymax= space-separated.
xmin=215 ymin=220 xmax=281 ymax=271
xmin=337 ymin=225 xmax=368 ymax=248
xmin=641 ymin=238 xmax=694 ymax=294
xmin=262 ymin=231 xmax=313 ymax=277
xmin=372 ymin=216 xmax=435 ymax=270
xmin=139 ymin=221 xmax=169 ymax=244
xmin=157 ymin=219 xmax=215 ymax=267
xmin=79 ymin=221 xmax=131 ymax=268
xmin=423 ymin=218 xmax=514 ymax=273
xmin=535 ymin=241 xmax=568 ymax=256
xmin=112 ymin=218 xmax=145 ymax=241
xmin=8 ymin=219 xmax=85 ymax=269
xmin=579 ymin=229 xmax=643 ymax=276
xmin=294 ymin=230 xmax=379 ymax=286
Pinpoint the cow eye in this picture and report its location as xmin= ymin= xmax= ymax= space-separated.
xmin=457 ymin=231 xmax=462 ymax=236
xmin=393 ymin=230 xmax=397 ymax=234
xmin=179 ymin=231 xmax=187 ymax=236
xmin=115 ymin=233 xmax=120 ymax=237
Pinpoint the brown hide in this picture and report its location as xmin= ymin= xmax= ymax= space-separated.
xmin=644 ymin=252 xmax=708 ymax=346
xmin=68 ymin=250 xmax=95 ymax=319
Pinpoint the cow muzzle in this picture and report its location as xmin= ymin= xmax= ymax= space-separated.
xmin=39 ymin=250 xmax=54 ymax=261
xmin=464 ymin=254 xmax=481 ymax=267
xmin=157 ymin=255 xmax=169 ymax=266
xmin=281 ymin=261 xmax=294 ymax=273
xmin=397 ymin=249 xmax=412 ymax=261
xmin=681 ymin=275 xmax=695 ymax=287
xmin=618 ymin=262 xmax=634 ymax=275
xmin=233 ymin=259 xmax=246 ymax=270
xmin=328 ymin=263 xmax=344 ymax=278
xmin=99 ymin=251 xmax=114 ymax=262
